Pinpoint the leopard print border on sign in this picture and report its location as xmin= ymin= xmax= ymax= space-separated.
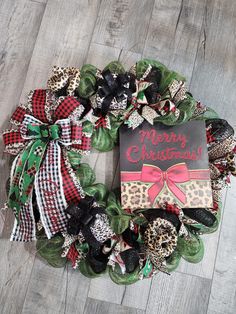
xmin=121 ymin=180 xmax=213 ymax=211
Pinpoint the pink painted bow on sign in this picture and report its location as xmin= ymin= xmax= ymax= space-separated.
xmin=140 ymin=163 xmax=190 ymax=204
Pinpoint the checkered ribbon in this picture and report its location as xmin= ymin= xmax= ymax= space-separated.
xmin=3 ymin=89 xmax=91 ymax=241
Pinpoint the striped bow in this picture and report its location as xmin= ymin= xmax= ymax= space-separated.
xmin=3 ymin=89 xmax=92 ymax=242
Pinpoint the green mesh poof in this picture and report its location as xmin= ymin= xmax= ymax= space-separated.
xmin=83 ymin=183 xmax=108 ymax=202
xmin=177 ymin=232 xmax=204 ymax=263
xmin=103 ymin=61 xmax=125 ymax=74
xmin=136 ymin=58 xmax=185 ymax=92
xmin=67 ymin=150 xmax=82 ymax=169
xmin=36 ymin=231 xmax=66 ymax=268
xmin=76 ymin=163 xmax=96 ymax=188
xmin=79 ymin=259 xmax=105 ymax=278
xmin=92 ymin=127 xmax=115 ymax=152
xmin=166 ymin=250 xmax=182 ymax=272
xmin=77 ymin=64 xmax=98 ymax=98
xmin=109 ymin=265 xmax=140 ymax=285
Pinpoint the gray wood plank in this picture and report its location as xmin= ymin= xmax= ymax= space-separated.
xmin=0 ymin=0 xmax=45 ymax=206
xmin=0 ymin=242 xmax=37 ymax=314
xmin=84 ymin=298 xmax=145 ymax=314
xmin=21 ymin=261 xmax=90 ymax=314
xmin=122 ymin=278 xmax=152 ymax=310
xmin=207 ymin=179 xmax=236 ymax=314
xmin=0 ymin=1 xmax=46 ymax=314
xmin=88 ymin=274 xmax=125 ymax=304
xmin=189 ymin=0 xmax=236 ymax=128
xmin=20 ymin=0 xmax=101 ymax=98
xmin=146 ymin=272 xmax=211 ymax=314
xmin=92 ymin=0 xmax=155 ymax=53
xmin=143 ymin=0 xmax=207 ymax=81
xmin=177 ymin=0 xmax=236 ymax=280
xmin=87 ymin=42 xmax=141 ymax=70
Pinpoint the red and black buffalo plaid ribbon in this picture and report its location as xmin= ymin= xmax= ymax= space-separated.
xmin=3 ymin=89 xmax=92 ymax=241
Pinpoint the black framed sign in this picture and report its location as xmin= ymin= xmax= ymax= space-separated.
xmin=120 ymin=120 xmax=213 ymax=211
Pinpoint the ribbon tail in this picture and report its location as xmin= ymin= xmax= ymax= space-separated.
xmin=126 ymin=110 xmax=144 ymax=129
xmin=167 ymin=179 xmax=186 ymax=204
xmin=7 ymin=154 xmax=21 ymax=218
xmin=10 ymin=191 xmax=36 ymax=242
xmin=148 ymin=182 xmax=164 ymax=204
xmin=35 ymin=141 xmax=68 ymax=239
xmin=60 ymin=148 xmax=84 ymax=203
xmin=8 ymin=140 xmax=48 ymax=219
xmin=81 ymin=226 xmax=101 ymax=249
xmin=142 ymin=106 xmax=159 ymax=125
xmin=3 ymin=129 xmax=27 ymax=155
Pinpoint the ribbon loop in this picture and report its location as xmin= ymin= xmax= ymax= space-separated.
xmin=4 ymin=89 xmax=88 ymax=241
xmin=65 ymin=196 xmax=104 ymax=248
xmin=94 ymin=69 xmax=132 ymax=116
xmin=141 ymin=163 xmax=189 ymax=205
xmin=26 ymin=124 xmax=61 ymax=141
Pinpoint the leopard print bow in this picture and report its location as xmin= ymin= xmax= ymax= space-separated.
xmin=47 ymin=66 xmax=80 ymax=96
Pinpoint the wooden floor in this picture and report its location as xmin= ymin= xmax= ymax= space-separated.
xmin=0 ymin=0 xmax=236 ymax=313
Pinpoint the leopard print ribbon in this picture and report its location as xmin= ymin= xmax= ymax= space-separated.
xmin=47 ymin=66 xmax=80 ymax=96
xmin=143 ymin=217 xmax=177 ymax=268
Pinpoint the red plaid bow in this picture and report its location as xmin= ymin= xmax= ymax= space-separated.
xmin=3 ymin=89 xmax=92 ymax=242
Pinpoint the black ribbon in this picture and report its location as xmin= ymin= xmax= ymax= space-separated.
xmin=142 ymin=208 xmax=181 ymax=231
xmin=143 ymin=67 xmax=162 ymax=104
xmin=206 ymin=119 xmax=234 ymax=143
xmin=182 ymin=208 xmax=216 ymax=227
xmin=65 ymin=196 xmax=104 ymax=249
xmin=97 ymin=69 xmax=132 ymax=116
xmin=86 ymin=244 xmax=110 ymax=273
xmin=121 ymin=229 xmax=141 ymax=273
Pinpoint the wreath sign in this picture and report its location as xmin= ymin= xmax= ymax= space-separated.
xmin=2 ymin=59 xmax=236 ymax=284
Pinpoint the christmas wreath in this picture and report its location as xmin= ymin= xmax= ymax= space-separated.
xmin=2 ymin=59 xmax=236 ymax=284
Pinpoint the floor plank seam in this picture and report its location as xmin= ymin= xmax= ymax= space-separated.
xmin=139 ymin=0 xmax=155 ymax=57
xmin=189 ymin=0 xmax=208 ymax=88
xmin=174 ymin=269 xmax=212 ymax=281
xmin=19 ymin=251 xmax=38 ymax=314
xmin=205 ymin=188 xmax=229 ymax=314
xmin=120 ymin=285 xmax=127 ymax=305
xmin=84 ymin=0 xmax=103 ymax=65
xmin=63 ymin=264 xmax=69 ymax=314
xmin=174 ymin=0 xmax=184 ymax=34
xmin=144 ymin=277 xmax=154 ymax=313
xmin=29 ymin=0 xmax=47 ymax=5
xmin=19 ymin=0 xmax=48 ymax=101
